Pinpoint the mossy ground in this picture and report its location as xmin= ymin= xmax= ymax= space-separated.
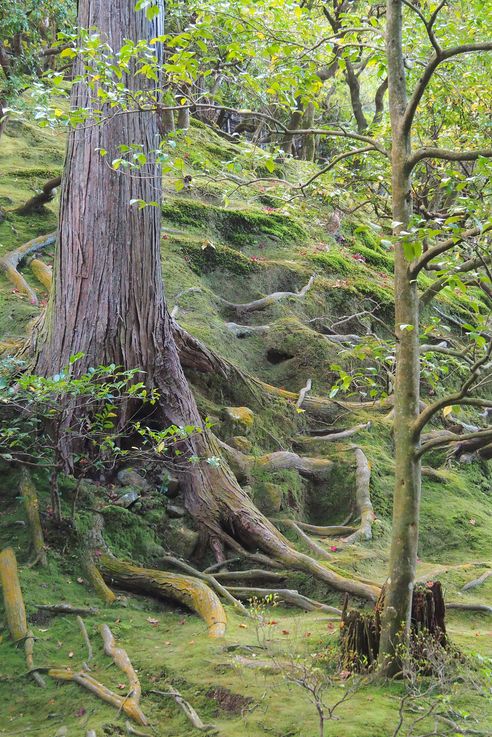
xmin=0 ymin=117 xmax=491 ymax=736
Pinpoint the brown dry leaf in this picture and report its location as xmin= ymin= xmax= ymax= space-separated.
xmin=239 ymin=623 xmax=248 ymax=629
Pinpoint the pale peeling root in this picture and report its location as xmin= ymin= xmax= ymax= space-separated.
xmin=218 ymin=274 xmax=316 ymax=316
xmin=343 ymin=447 xmax=375 ymax=544
xmin=98 ymin=555 xmax=227 ymax=637
xmin=49 ymin=624 xmax=147 ymax=725
xmin=150 ymin=689 xmax=218 ymax=734
xmin=446 ymin=602 xmax=492 ymax=614
xmin=228 ymin=586 xmax=342 ymax=615
xmin=462 ymin=570 xmax=492 ymax=591
xmin=279 ymin=519 xmax=334 ymax=561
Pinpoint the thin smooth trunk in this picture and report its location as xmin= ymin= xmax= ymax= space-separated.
xmin=378 ymin=0 xmax=421 ymax=675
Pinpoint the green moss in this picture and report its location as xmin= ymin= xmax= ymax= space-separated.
xmin=309 ymin=249 xmax=361 ymax=276
xmin=348 ymin=243 xmax=394 ymax=271
xmin=162 ymin=197 xmax=307 ymax=249
xmin=171 ymin=236 xmax=260 ymax=275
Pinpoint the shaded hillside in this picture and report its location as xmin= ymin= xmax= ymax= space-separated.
xmin=0 ymin=119 xmax=491 ymax=737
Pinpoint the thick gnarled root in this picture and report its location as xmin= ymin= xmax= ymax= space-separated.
xmin=20 ymin=467 xmax=47 ymax=567
xmin=98 ymin=555 xmax=227 ymax=637
xmin=0 ymin=231 xmax=56 ymax=306
xmin=0 ymin=547 xmax=45 ymax=686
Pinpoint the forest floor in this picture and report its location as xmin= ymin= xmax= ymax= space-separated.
xmin=0 ymin=117 xmax=491 ymax=737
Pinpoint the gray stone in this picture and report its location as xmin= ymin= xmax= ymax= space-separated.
xmin=114 ymin=488 xmax=140 ymax=508
xmin=166 ymin=522 xmax=199 ymax=558
xmin=167 ymin=504 xmax=186 ymax=519
xmin=116 ymin=468 xmax=151 ymax=491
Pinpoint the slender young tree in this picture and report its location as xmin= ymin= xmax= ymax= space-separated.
xmin=378 ymin=0 xmax=492 ymax=673
xmin=31 ymin=0 xmax=377 ymax=601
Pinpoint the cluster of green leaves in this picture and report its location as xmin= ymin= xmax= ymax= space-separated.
xmin=0 ymin=354 xmax=209 ymax=476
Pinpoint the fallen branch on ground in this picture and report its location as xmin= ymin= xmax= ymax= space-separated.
xmin=0 ymin=232 xmax=56 ymax=305
xmin=295 ymin=521 xmax=357 ymax=537
xmin=98 ymin=555 xmax=227 ymax=637
xmin=212 ymin=569 xmax=287 ymax=583
xmin=49 ymin=624 xmax=148 ymax=724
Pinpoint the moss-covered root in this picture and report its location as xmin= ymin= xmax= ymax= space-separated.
xmin=48 ymin=668 xmax=148 ymax=725
xmin=83 ymin=559 xmax=118 ymax=605
xmin=0 ymin=231 xmax=56 ymax=306
xmin=0 ymin=546 xmax=46 ymax=686
xmin=20 ymin=467 xmax=47 ymax=567
xmin=29 ymin=257 xmax=53 ymax=290
xmin=100 ymin=624 xmax=147 ymax=723
xmin=0 ymin=546 xmax=28 ymax=641
xmin=98 ymin=555 xmax=227 ymax=637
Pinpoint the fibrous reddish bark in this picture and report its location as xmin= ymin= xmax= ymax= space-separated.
xmin=29 ymin=0 xmax=377 ymax=602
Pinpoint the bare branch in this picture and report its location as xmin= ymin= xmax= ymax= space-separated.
xmin=413 ymin=341 xmax=492 ymax=435
xmin=408 ymin=146 xmax=492 ymax=169
xmin=412 ymin=224 xmax=492 ymax=276
xmin=403 ymin=41 xmax=492 ymax=139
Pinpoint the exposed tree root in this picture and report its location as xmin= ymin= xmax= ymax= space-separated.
xmin=29 ymin=257 xmax=53 ymax=290
xmin=226 ymin=586 xmax=342 ymax=614
xmin=279 ymin=519 xmax=334 ymax=560
xmin=218 ymin=274 xmax=316 ymax=316
xmin=212 ymin=569 xmax=287 ymax=583
xmin=83 ymin=558 xmax=118 ymax=605
xmin=295 ymin=422 xmax=371 ymax=446
xmin=446 ymin=602 xmax=492 ymax=614
xmin=0 ymin=547 xmax=45 ymax=686
xmin=150 ymin=688 xmax=218 ymax=734
xmin=295 ymin=521 xmax=357 ymax=537
xmin=77 ymin=615 xmax=93 ymax=663
xmin=16 ymin=176 xmax=62 ymax=215
xmin=159 ymin=554 xmax=250 ymax=616
xmin=226 ymin=322 xmax=270 ymax=337
xmin=35 ymin=603 xmax=98 ymax=615
xmin=49 ymin=624 xmax=148 ymax=724
xmin=20 ymin=467 xmax=47 ymax=567
xmin=98 ymin=555 xmax=227 ymax=637
xmin=342 ymin=448 xmax=375 ymax=544
xmin=217 ymin=437 xmax=333 ymax=484
xmin=462 ymin=570 xmax=492 ymax=591
xmin=0 ymin=232 xmax=56 ymax=306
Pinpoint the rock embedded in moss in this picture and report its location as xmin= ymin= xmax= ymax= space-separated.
xmin=223 ymin=406 xmax=255 ymax=431
xmin=230 ymin=435 xmax=253 ymax=453
xmin=256 ymin=482 xmax=283 ymax=514
xmin=165 ymin=521 xmax=199 ymax=558
xmin=116 ymin=468 xmax=151 ymax=491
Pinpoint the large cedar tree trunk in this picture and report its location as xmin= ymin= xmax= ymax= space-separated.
xmin=31 ymin=0 xmax=377 ymax=602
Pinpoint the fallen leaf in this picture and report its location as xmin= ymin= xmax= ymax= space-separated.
xmin=281 ymin=630 xmax=290 ymax=635
xmin=68 ymin=651 xmax=74 ymax=658
xmin=239 ymin=623 xmax=248 ymax=629
xmin=76 ymin=577 xmax=84 ymax=584
xmin=74 ymin=707 xmax=86 ymax=717
xmin=117 ymin=683 xmax=127 ymax=690
xmin=147 ymin=617 xmax=159 ymax=626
